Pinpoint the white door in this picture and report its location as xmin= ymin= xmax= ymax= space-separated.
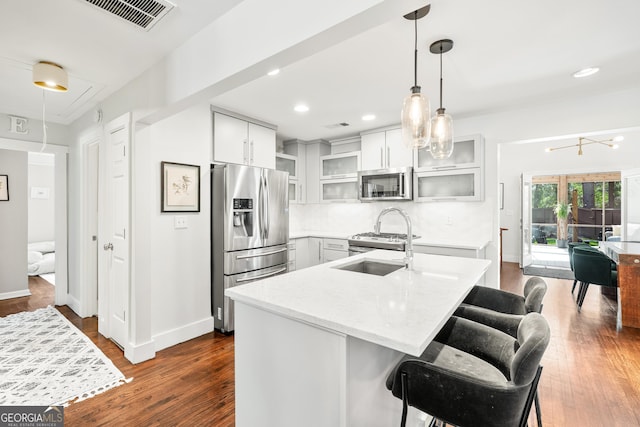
xmin=622 ymin=168 xmax=640 ymax=241
xmin=521 ymin=173 xmax=533 ymax=268
xmin=99 ymin=114 xmax=130 ymax=349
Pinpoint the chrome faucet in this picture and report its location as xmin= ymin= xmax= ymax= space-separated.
xmin=374 ymin=207 xmax=413 ymax=270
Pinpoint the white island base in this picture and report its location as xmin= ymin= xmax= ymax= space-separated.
xmin=228 ymin=251 xmax=491 ymax=427
xmin=235 ymin=302 xmax=424 ymax=427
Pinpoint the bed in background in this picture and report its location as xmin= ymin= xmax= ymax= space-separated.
xmin=28 ymin=241 xmax=55 ymax=276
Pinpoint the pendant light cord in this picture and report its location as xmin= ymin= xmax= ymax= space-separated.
xmin=413 ymin=11 xmax=418 ymax=88
xmin=439 ymin=47 xmax=443 ymax=109
xmin=41 ymin=89 xmax=48 ymax=152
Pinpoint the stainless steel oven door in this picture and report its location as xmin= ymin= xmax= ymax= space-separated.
xmin=348 ymin=245 xmax=378 ymax=256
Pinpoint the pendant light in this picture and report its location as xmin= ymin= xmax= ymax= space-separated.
xmin=429 ymin=39 xmax=454 ymax=159
xmin=401 ymin=5 xmax=431 ymax=149
xmin=32 ymin=61 xmax=69 ymax=152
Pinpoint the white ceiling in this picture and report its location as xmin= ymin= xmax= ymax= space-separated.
xmin=0 ymin=0 xmax=240 ymax=124
xmin=1 ymin=0 xmax=640 ymax=143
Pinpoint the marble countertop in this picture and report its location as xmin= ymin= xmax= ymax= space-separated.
xmin=226 ymin=250 xmax=491 ymax=356
xmin=290 ymin=230 xmax=490 ymax=250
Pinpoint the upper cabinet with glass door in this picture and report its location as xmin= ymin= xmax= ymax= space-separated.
xmin=414 ymin=134 xmax=483 ymax=172
xmin=320 ymin=152 xmax=361 ymax=179
xmin=276 ymin=153 xmax=298 ymax=180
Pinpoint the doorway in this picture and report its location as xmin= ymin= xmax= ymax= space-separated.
xmin=524 ymin=172 xmax=621 ymax=278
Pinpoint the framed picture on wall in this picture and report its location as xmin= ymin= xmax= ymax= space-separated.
xmin=161 ymin=162 xmax=200 ymax=212
xmin=0 ymin=175 xmax=8 ymax=201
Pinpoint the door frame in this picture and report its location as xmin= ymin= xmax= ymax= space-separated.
xmin=621 ymin=168 xmax=640 ymax=241
xmin=79 ymin=129 xmax=101 ymax=317
xmin=0 ymin=137 xmax=68 ymax=305
xmin=520 ymin=173 xmax=533 ymax=268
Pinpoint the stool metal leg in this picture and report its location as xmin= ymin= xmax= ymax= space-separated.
xmin=400 ymin=372 xmax=408 ymax=427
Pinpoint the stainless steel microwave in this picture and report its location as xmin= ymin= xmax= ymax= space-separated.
xmin=358 ymin=167 xmax=413 ymax=201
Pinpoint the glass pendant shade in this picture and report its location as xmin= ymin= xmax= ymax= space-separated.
xmin=429 ymin=108 xmax=453 ymax=159
xmin=401 ymin=87 xmax=431 ymax=149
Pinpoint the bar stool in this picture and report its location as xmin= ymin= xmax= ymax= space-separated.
xmin=386 ymin=313 xmax=550 ymax=427
xmin=573 ymin=246 xmax=618 ymax=311
xmin=453 ymin=277 xmax=547 ymax=337
xmin=568 ymin=242 xmax=590 ymax=294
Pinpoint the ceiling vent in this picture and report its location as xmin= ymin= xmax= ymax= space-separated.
xmin=82 ymin=0 xmax=175 ymax=31
xmin=324 ymin=122 xmax=350 ymax=129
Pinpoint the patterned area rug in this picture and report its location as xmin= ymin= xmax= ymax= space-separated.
xmin=0 ymin=306 xmax=131 ymax=406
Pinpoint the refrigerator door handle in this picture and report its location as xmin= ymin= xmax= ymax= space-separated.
xmin=264 ymin=175 xmax=270 ymax=240
xmin=236 ymin=247 xmax=287 ymax=259
xmin=236 ymin=266 xmax=287 ymax=283
xmin=258 ymin=174 xmax=264 ymax=242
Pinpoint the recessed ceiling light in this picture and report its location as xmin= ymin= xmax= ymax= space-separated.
xmin=294 ymin=104 xmax=309 ymax=113
xmin=267 ymin=69 xmax=280 ymax=76
xmin=362 ymin=114 xmax=376 ymax=121
xmin=573 ymin=67 xmax=600 ymax=78
xmin=613 ymin=135 xmax=624 ymax=142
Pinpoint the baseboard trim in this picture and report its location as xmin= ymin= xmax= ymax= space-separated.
xmin=153 ymin=317 xmax=215 ymax=353
xmin=125 ymin=340 xmax=156 ymax=364
xmin=0 ymin=289 xmax=32 ymax=301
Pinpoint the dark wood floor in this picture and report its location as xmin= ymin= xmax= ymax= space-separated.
xmin=3 ymin=269 xmax=640 ymax=426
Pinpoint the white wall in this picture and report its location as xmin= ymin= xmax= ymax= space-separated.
xmin=0 ymin=149 xmax=28 ymax=299
xmin=143 ymin=104 xmax=213 ymax=352
xmin=27 ymin=152 xmax=55 ymax=243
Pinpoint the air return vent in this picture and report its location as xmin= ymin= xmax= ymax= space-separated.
xmin=324 ymin=122 xmax=350 ymax=129
xmin=82 ymin=0 xmax=175 ymax=30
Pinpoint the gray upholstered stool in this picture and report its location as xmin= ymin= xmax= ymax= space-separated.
xmin=386 ymin=313 xmax=550 ymax=427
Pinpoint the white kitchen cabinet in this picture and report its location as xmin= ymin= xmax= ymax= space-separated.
xmin=287 ymin=241 xmax=297 ymax=271
xmin=322 ymin=238 xmax=349 ymax=262
xmin=277 ymin=153 xmax=303 ymax=204
xmin=320 ymin=152 xmax=360 ymax=179
xmin=297 ymin=140 xmax=330 ymax=204
xmin=413 ymin=134 xmax=484 ymax=202
xmin=295 ymin=237 xmax=323 ymax=269
xmin=414 ymin=134 xmax=483 ymax=172
xmin=212 ymin=110 xmax=276 ymax=169
xmin=360 ymin=127 xmax=412 ymax=170
xmin=320 ymin=178 xmax=359 ymax=203
xmin=414 ymin=168 xmax=483 ymax=202
xmin=276 ymin=153 xmax=298 ymax=179
xmin=319 ymin=152 xmax=360 ymax=203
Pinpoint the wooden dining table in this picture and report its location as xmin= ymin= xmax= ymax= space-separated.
xmin=600 ymin=241 xmax=640 ymax=329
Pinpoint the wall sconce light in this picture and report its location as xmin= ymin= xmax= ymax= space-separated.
xmin=545 ymin=136 xmax=623 ymax=155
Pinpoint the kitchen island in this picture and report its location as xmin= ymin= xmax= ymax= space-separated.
xmin=226 ymin=250 xmax=490 ymax=427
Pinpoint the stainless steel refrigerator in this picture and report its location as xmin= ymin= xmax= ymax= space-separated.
xmin=211 ymin=163 xmax=289 ymax=333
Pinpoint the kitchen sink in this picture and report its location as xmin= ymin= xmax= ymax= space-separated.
xmin=333 ymin=259 xmax=405 ymax=276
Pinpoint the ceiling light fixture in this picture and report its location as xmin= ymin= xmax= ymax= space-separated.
xmin=401 ymin=5 xmax=431 ymax=149
xmin=573 ymin=67 xmax=599 ymax=78
xmin=429 ymin=39 xmax=454 ymax=159
xmin=545 ymin=136 xmax=623 ymax=155
xmin=32 ymin=61 xmax=68 ymax=92
xmin=362 ymin=114 xmax=376 ymax=121
xmin=267 ymin=69 xmax=280 ymax=76
xmin=294 ymin=104 xmax=309 ymax=113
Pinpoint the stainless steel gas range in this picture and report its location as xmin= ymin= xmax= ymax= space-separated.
xmin=348 ymin=232 xmax=421 ymax=256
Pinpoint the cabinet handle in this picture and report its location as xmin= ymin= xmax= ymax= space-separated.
xmin=330 ymin=174 xmax=347 ymax=179
xmin=243 ymin=139 xmax=248 ymax=164
xmin=380 ymin=147 xmax=384 ymax=168
xmin=327 ymin=243 xmax=344 ymax=249
xmin=387 ymin=146 xmax=390 ymax=167
xmin=432 ymin=197 xmax=457 ymax=201
xmin=299 ymin=184 xmax=303 ymax=203
xmin=250 ymin=141 xmax=254 ymax=165
xmin=433 ymin=165 xmax=457 ymax=170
